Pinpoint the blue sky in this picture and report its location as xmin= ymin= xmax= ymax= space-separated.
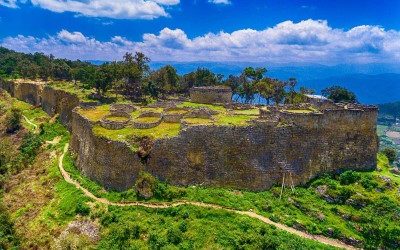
xmin=0 ymin=0 xmax=399 ymax=64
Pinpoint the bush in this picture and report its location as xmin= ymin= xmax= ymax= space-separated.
xmin=0 ymin=204 xmax=19 ymax=249
xmin=19 ymin=132 xmax=42 ymax=164
xmin=5 ymin=108 xmax=21 ymax=133
xmin=134 ymin=171 xmax=157 ymax=199
xmin=339 ymin=170 xmax=361 ymax=185
xmin=167 ymin=227 xmax=182 ymax=245
xmin=75 ymin=202 xmax=90 ymax=216
xmin=382 ymin=147 xmax=398 ymax=164
xmin=154 ymin=182 xmax=186 ymax=201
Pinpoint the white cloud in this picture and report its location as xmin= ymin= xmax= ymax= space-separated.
xmin=208 ymin=0 xmax=231 ymax=5
xmin=2 ymin=19 xmax=400 ymax=64
xmin=57 ymin=30 xmax=87 ymax=43
xmin=3 ymin=0 xmax=180 ymax=19
xmin=0 ymin=0 xmax=18 ymax=8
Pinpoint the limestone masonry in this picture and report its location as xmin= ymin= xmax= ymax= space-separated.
xmin=0 ymin=79 xmax=379 ymax=191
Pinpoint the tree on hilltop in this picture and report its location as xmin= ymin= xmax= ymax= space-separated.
xmin=322 ymin=85 xmax=357 ymax=103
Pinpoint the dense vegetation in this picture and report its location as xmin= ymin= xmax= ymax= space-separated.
xmin=1 ymin=47 xmax=356 ymax=106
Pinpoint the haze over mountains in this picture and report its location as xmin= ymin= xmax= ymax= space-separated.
xmin=149 ymin=62 xmax=400 ymax=104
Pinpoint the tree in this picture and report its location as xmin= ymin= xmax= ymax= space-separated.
xmin=148 ymin=65 xmax=179 ymax=97
xmin=254 ymin=78 xmax=274 ymax=104
xmin=300 ymin=87 xmax=315 ymax=95
xmin=224 ymin=75 xmax=243 ymax=96
xmin=271 ymin=79 xmax=286 ymax=105
xmin=243 ymin=67 xmax=267 ymax=82
xmin=382 ymin=148 xmax=398 ymax=164
xmin=6 ymin=108 xmax=21 ymax=134
xmin=322 ymin=86 xmax=357 ymax=103
xmin=121 ymin=52 xmax=150 ymax=100
xmin=285 ymin=77 xmax=298 ymax=104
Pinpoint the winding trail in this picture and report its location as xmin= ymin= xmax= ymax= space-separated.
xmin=58 ymin=143 xmax=357 ymax=250
xmin=23 ymin=114 xmax=38 ymax=130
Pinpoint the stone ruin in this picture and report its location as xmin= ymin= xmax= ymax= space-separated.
xmin=0 ymin=79 xmax=379 ymax=192
xmin=189 ymin=86 xmax=232 ymax=104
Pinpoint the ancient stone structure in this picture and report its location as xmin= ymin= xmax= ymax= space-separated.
xmin=190 ymin=86 xmax=232 ymax=104
xmin=100 ymin=112 xmax=131 ymax=130
xmin=0 ymin=79 xmax=379 ymax=191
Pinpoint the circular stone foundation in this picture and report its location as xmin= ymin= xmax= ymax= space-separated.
xmin=100 ymin=112 xmax=132 ymax=130
xmin=110 ymin=103 xmax=137 ymax=114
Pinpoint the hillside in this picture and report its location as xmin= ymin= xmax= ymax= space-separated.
xmin=1 ymin=90 xmax=400 ymax=249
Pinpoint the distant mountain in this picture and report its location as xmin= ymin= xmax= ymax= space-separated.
xmin=302 ymin=73 xmax=400 ymax=104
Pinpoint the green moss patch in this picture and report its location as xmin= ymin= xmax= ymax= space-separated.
xmin=93 ymin=122 xmax=181 ymax=142
xmin=135 ymin=116 xmax=160 ymax=123
xmin=78 ymin=105 xmax=110 ymax=122
xmin=106 ymin=116 xmax=130 ymax=122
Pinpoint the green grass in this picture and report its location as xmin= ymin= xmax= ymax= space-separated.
xmin=106 ymin=116 xmax=130 ymax=122
xmin=95 ymin=205 xmax=335 ymax=250
xmin=62 ymin=151 xmax=400 ymax=249
xmin=233 ymin=108 xmax=259 ymax=115
xmin=135 ymin=116 xmax=160 ymax=123
xmin=182 ymin=117 xmax=213 ymax=125
xmin=78 ymin=105 xmax=110 ymax=122
xmin=93 ymin=122 xmax=181 ymax=143
xmin=177 ymin=101 xmax=227 ymax=112
xmin=48 ymin=81 xmax=94 ymax=102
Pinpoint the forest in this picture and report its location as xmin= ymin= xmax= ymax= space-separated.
xmin=0 ymin=47 xmax=357 ymax=105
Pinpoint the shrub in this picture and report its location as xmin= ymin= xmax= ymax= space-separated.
xmin=0 ymin=204 xmax=19 ymax=249
xmin=19 ymin=132 xmax=42 ymax=164
xmin=75 ymin=202 xmax=90 ymax=216
xmin=339 ymin=170 xmax=361 ymax=185
xmin=5 ymin=108 xmax=21 ymax=133
xmin=148 ymin=232 xmax=167 ymax=249
xmin=167 ymin=227 xmax=182 ymax=245
xmin=360 ymin=175 xmax=379 ymax=190
xmin=154 ymin=182 xmax=186 ymax=201
xmin=134 ymin=171 xmax=157 ymax=199
xmin=382 ymin=147 xmax=398 ymax=164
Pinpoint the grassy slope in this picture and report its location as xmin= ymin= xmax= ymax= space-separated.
xmin=0 ymin=94 xmax=335 ymax=249
xmin=64 ymin=143 xmax=400 ymax=249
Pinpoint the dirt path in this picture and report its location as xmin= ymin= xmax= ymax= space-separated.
xmin=23 ymin=115 xmax=38 ymax=130
xmin=58 ymin=143 xmax=357 ymax=250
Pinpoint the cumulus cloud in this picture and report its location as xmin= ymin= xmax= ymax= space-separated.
xmin=208 ymin=0 xmax=231 ymax=5
xmin=2 ymin=19 xmax=400 ymax=64
xmin=0 ymin=0 xmax=18 ymax=8
xmin=3 ymin=0 xmax=180 ymax=19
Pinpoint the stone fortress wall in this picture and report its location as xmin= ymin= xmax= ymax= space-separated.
xmin=189 ymin=86 xmax=232 ymax=104
xmin=0 ymin=79 xmax=379 ymax=191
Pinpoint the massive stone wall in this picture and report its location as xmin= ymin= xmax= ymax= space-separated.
xmin=0 ymin=79 xmax=379 ymax=191
xmin=41 ymin=86 xmax=80 ymax=129
xmin=69 ymin=105 xmax=378 ymax=191
xmin=0 ymin=80 xmax=80 ymax=130
xmin=190 ymin=86 xmax=232 ymax=104
xmin=70 ymin=110 xmax=144 ymax=191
